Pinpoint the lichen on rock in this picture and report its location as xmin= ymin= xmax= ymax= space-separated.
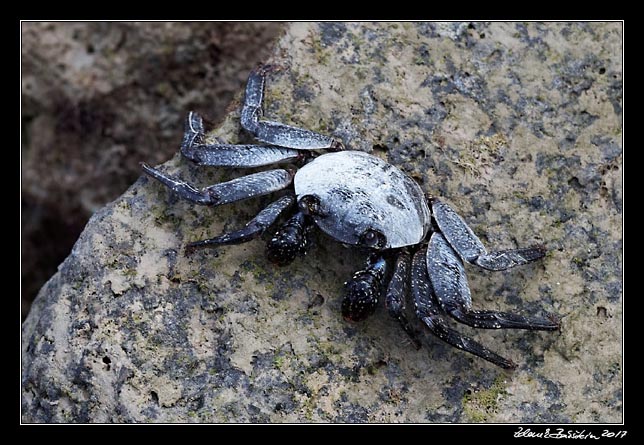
xmin=22 ymin=22 xmax=622 ymax=423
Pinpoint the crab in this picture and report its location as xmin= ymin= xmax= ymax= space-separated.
xmin=141 ymin=65 xmax=559 ymax=369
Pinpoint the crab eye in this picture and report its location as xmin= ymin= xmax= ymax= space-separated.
xmin=359 ymin=228 xmax=386 ymax=249
xmin=298 ymin=194 xmax=326 ymax=217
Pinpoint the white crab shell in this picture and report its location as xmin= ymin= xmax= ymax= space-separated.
xmin=294 ymin=151 xmax=431 ymax=249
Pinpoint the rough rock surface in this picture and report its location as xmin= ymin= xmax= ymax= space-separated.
xmin=21 ymin=22 xmax=283 ymax=319
xmin=22 ymin=22 xmax=622 ymax=423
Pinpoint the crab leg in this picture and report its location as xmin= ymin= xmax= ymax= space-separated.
xmin=180 ymin=112 xmax=305 ymax=167
xmin=342 ymin=255 xmax=388 ymax=322
xmin=426 ymin=233 xmax=559 ymax=331
xmin=186 ymin=194 xmax=296 ymax=251
xmin=240 ymin=64 xmax=344 ymax=151
xmin=141 ymin=163 xmax=292 ymax=206
xmin=384 ymin=251 xmax=421 ymax=349
xmin=431 ymin=199 xmax=546 ymax=271
xmin=411 ymin=247 xmax=517 ymax=369
xmin=265 ymin=211 xmax=314 ymax=266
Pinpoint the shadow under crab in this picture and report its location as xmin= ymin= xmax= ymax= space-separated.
xmin=141 ymin=64 xmax=559 ymax=370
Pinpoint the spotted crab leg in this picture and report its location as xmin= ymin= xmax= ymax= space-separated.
xmin=186 ymin=194 xmax=296 ymax=251
xmin=265 ymin=211 xmax=314 ymax=266
xmin=426 ymin=233 xmax=559 ymax=331
xmin=141 ymin=163 xmax=293 ymax=206
xmin=411 ymin=248 xmax=517 ymax=369
xmin=180 ymin=111 xmax=306 ymax=167
xmin=240 ymin=64 xmax=344 ymax=151
xmin=384 ymin=251 xmax=422 ymax=349
xmin=431 ymin=199 xmax=546 ymax=271
xmin=342 ymin=255 xmax=388 ymax=322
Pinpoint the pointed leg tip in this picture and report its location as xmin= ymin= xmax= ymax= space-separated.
xmin=185 ymin=239 xmax=218 ymax=254
xmin=533 ymin=243 xmax=548 ymax=257
xmin=183 ymin=112 xmax=205 ymax=146
xmin=502 ymin=359 xmax=518 ymax=370
xmin=140 ymin=162 xmax=156 ymax=176
xmin=546 ymin=313 xmax=562 ymax=331
xmin=187 ymin=110 xmax=202 ymax=118
xmin=186 ymin=237 xmax=227 ymax=253
xmin=254 ymin=63 xmax=283 ymax=76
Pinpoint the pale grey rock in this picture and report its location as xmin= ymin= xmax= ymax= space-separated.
xmin=22 ymin=22 xmax=622 ymax=423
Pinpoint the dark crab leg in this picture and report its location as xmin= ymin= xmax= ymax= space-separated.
xmin=427 ymin=233 xmax=559 ymax=331
xmin=180 ymin=111 xmax=305 ymax=167
xmin=342 ymin=255 xmax=388 ymax=322
xmin=265 ymin=211 xmax=314 ymax=266
xmin=411 ymin=247 xmax=516 ymax=369
xmin=240 ymin=64 xmax=344 ymax=151
xmin=431 ymin=199 xmax=546 ymax=271
xmin=186 ymin=194 xmax=296 ymax=251
xmin=141 ymin=163 xmax=292 ymax=206
xmin=384 ymin=251 xmax=422 ymax=349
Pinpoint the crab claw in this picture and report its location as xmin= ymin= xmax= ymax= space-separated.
xmin=342 ymin=273 xmax=379 ymax=321
xmin=342 ymin=256 xmax=387 ymax=322
xmin=266 ymin=212 xmax=311 ymax=266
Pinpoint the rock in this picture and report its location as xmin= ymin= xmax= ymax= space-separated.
xmin=21 ymin=22 xmax=283 ymax=319
xmin=22 ymin=22 xmax=622 ymax=423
